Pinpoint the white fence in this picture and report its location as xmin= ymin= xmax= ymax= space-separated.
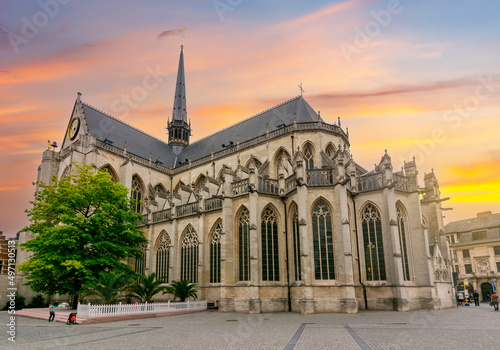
xmin=77 ymin=300 xmax=207 ymax=317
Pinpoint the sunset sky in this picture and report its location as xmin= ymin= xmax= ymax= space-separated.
xmin=1 ymin=0 xmax=499 ymax=237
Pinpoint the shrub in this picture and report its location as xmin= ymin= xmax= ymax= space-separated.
xmin=2 ymin=295 xmax=26 ymax=310
xmin=28 ymin=294 xmax=48 ymax=308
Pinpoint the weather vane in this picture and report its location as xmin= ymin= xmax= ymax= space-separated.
xmin=298 ymin=83 xmax=305 ymax=96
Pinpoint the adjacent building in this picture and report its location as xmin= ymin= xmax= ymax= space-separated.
xmin=444 ymin=211 xmax=500 ymax=301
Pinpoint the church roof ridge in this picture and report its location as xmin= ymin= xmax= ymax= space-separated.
xmin=81 ymin=101 xmax=168 ymax=145
xmin=188 ymin=95 xmax=304 ymax=146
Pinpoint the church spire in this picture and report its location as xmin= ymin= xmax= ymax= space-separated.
xmin=172 ymin=45 xmax=187 ymax=123
xmin=168 ymin=45 xmax=191 ymax=150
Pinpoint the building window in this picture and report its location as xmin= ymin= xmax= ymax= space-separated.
xmin=450 ymin=235 xmax=455 ymax=244
xmin=497 ymin=262 xmax=500 ymax=272
xmin=181 ymin=226 xmax=199 ymax=283
xmin=210 ymin=220 xmax=222 ymax=283
xmin=453 ymin=250 xmax=457 ymax=260
xmin=155 ymin=232 xmax=170 ymax=283
xmin=325 ymin=145 xmax=335 ymax=160
xmin=464 ymin=264 xmax=473 ymax=274
xmin=303 ymin=145 xmax=314 ymax=169
xmin=238 ymin=208 xmax=250 ymax=281
xmin=131 ymin=176 xmax=142 ymax=213
xmin=397 ymin=207 xmax=410 ymax=281
xmin=362 ymin=204 xmax=386 ymax=281
xmin=312 ymin=200 xmax=335 ymax=280
xmin=134 ymin=243 xmax=147 ymax=276
xmin=292 ymin=207 xmax=302 ymax=281
xmin=462 ymin=249 xmax=470 ymax=259
xmin=0 ymin=261 xmax=3 ymax=274
xmin=455 ymin=265 xmax=459 ymax=273
xmin=494 ymin=246 xmax=500 ymax=256
xmin=261 ymin=207 xmax=279 ymax=281
xmin=472 ymin=230 xmax=487 ymax=241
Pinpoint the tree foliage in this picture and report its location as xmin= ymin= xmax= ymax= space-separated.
xmin=163 ymin=280 xmax=198 ymax=302
xmin=18 ymin=164 xmax=148 ymax=307
xmin=127 ymin=273 xmax=165 ymax=303
xmin=82 ymin=270 xmax=132 ymax=304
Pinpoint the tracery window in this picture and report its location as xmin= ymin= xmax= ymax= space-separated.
xmin=238 ymin=208 xmax=250 ymax=281
xmin=155 ymin=232 xmax=171 ymax=282
xmin=131 ymin=176 xmax=142 ymax=213
xmin=261 ymin=207 xmax=279 ymax=281
xmin=312 ymin=200 xmax=335 ymax=280
xmin=362 ymin=204 xmax=386 ymax=281
xmin=100 ymin=166 xmax=117 ymax=182
xmin=181 ymin=226 xmax=199 ymax=283
xmin=397 ymin=207 xmax=410 ymax=281
xmin=304 ymin=145 xmax=314 ymax=169
xmin=210 ymin=220 xmax=223 ymax=283
xmin=134 ymin=242 xmax=147 ymax=276
xmin=325 ymin=145 xmax=335 ymax=160
xmin=292 ymin=207 xmax=302 ymax=281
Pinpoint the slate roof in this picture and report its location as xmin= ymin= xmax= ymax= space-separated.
xmin=444 ymin=213 xmax=500 ymax=233
xmin=82 ymin=95 xmax=322 ymax=168
xmin=176 ymin=96 xmax=320 ymax=165
xmin=82 ymin=103 xmax=176 ymax=166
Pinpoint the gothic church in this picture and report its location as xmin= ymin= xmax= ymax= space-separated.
xmin=21 ymin=46 xmax=455 ymax=313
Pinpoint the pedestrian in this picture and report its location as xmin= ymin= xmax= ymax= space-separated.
xmin=458 ymin=291 xmax=465 ymax=306
xmin=48 ymin=303 xmax=56 ymax=322
xmin=473 ymin=290 xmax=480 ymax=306
xmin=491 ymin=292 xmax=499 ymax=311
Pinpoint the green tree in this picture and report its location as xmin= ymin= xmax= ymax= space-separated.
xmin=163 ymin=280 xmax=198 ymax=302
xmin=18 ymin=164 xmax=148 ymax=309
xmin=127 ymin=273 xmax=166 ymax=303
xmin=83 ymin=270 xmax=132 ymax=304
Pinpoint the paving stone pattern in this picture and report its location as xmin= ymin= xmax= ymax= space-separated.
xmin=1 ymin=303 xmax=499 ymax=349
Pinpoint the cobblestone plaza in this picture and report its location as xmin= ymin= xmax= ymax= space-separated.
xmin=2 ymin=304 xmax=499 ymax=349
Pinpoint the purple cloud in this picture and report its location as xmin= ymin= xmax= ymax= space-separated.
xmin=157 ymin=28 xmax=186 ymax=40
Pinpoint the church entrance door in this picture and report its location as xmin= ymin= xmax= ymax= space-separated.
xmin=481 ymin=282 xmax=493 ymax=302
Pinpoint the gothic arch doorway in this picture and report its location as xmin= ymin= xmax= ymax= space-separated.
xmin=481 ymin=282 xmax=493 ymax=302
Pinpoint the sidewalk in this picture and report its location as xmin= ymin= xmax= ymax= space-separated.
xmin=16 ymin=307 xmax=207 ymax=324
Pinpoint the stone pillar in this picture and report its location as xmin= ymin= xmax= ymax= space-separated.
xmin=295 ymin=149 xmax=314 ymax=314
xmin=381 ymin=152 xmax=408 ymax=311
xmin=249 ymin=181 xmax=260 ymax=313
xmin=336 ymin=184 xmax=358 ymax=314
xmin=219 ymin=193 xmax=234 ymax=312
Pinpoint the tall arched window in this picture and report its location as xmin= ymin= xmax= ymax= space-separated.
xmin=362 ymin=204 xmax=386 ymax=281
xmin=181 ymin=226 xmax=199 ymax=283
xmin=312 ymin=200 xmax=335 ymax=280
xmin=131 ymin=176 xmax=142 ymax=213
xmin=210 ymin=220 xmax=222 ymax=283
xmin=261 ymin=207 xmax=279 ymax=281
xmin=303 ymin=145 xmax=314 ymax=169
xmin=397 ymin=207 xmax=410 ymax=281
xmin=292 ymin=206 xmax=302 ymax=281
xmin=134 ymin=242 xmax=147 ymax=276
xmin=238 ymin=208 xmax=250 ymax=281
xmin=100 ymin=166 xmax=117 ymax=182
xmin=155 ymin=232 xmax=171 ymax=282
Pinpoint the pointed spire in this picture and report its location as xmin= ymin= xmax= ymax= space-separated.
xmin=172 ymin=45 xmax=187 ymax=123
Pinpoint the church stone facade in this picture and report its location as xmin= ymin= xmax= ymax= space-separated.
xmin=21 ymin=46 xmax=455 ymax=313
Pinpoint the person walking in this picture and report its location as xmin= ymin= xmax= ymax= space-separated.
xmin=48 ymin=303 xmax=56 ymax=322
xmin=473 ymin=290 xmax=480 ymax=306
xmin=491 ymin=292 xmax=499 ymax=311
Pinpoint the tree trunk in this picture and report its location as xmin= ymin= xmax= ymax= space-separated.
xmin=72 ymin=295 xmax=79 ymax=309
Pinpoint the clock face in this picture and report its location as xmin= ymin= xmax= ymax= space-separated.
xmin=68 ymin=117 xmax=80 ymax=140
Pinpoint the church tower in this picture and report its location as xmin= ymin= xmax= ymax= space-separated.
xmin=167 ymin=45 xmax=191 ymax=154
